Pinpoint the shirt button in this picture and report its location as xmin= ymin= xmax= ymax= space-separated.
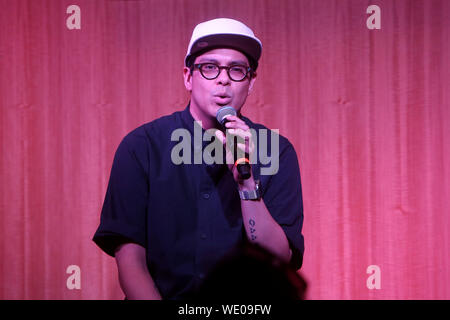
xmin=202 ymin=193 xmax=210 ymax=199
xmin=200 ymin=233 xmax=207 ymax=239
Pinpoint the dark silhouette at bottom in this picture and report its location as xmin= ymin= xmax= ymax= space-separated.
xmin=195 ymin=242 xmax=307 ymax=300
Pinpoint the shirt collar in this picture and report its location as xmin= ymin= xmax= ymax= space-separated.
xmin=180 ymin=103 xmax=216 ymax=144
xmin=180 ymin=103 xmax=196 ymax=135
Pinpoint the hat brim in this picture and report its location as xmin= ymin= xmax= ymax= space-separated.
xmin=185 ymin=34 xmax=262 ymax=70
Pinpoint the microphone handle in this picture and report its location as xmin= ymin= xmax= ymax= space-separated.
xmin=232 ymin=135 xmax=252 ymax=180
xmin=237 ymin=162 xmax=252 ymax=180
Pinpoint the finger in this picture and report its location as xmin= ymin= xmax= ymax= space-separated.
xmin=236 ymin=141 xmax=254 ymax=155
xmin=224 ymin=115 xmax=244 ymax=123
xmin=233 ymin=132 xmax=254 ymax=152
xmin=227 ymin=132 xmax=253 ymax=154
xmin=222 ymin=115 xmax=243 ymax=128
xmin=224 ymin=115 xmax=247 ymax=127
xmin=225 ymin=121 xmax=249 ymax=131
xmin=226 ymin=128 xmax=253 ymax=140
xmin=214 ymin=130 xmax=226 ymax=145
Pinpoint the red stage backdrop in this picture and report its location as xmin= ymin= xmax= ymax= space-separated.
xmin=0 ymin=0 xmax=449 ymax=299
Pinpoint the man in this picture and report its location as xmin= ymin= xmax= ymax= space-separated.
xmin=93 ymin=18 xmax=304 ymax=300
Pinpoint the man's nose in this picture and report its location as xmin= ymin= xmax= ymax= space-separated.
xmin=216 ymin=68 xmax=231 ymax=85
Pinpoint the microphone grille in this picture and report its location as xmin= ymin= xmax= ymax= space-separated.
xmin=216 ymin=106 xmax=237 ymax=125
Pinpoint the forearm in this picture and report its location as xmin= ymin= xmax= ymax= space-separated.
xmin=115 ymin=243 xmax=162 ymax=300
xmin=216 ymin=117 xmax=292 ymax=262
xmin=240 ymin=181 xmax=292 ymax=263
xmin=117 ymin=263 xmax=162 ymax=300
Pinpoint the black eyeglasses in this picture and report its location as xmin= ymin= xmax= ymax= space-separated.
xmin=192 ymin=63 xmax=252 ymax=82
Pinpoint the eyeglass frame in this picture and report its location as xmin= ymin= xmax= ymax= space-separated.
xmin=191 ymin=63 xmax=254 ymax=82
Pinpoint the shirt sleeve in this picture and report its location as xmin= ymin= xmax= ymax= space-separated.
xmin=92 ymin=131 xmax=149 ymax=257
xmin=262 ymin=142 xmax=305 ymax=270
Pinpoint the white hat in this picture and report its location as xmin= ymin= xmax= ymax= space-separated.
xmin=185 ymin=18 xmax=262 ymax=70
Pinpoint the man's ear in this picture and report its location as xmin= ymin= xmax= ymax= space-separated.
xmin=183 ymin=67 xmax=193 ymax=92
xmin=247 ymin=72 xmax=257 ymax=95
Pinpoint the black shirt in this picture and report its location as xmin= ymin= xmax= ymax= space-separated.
xmin=93 ymin=105 xmax=304 ymax=300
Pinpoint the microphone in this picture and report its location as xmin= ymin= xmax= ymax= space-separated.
xmin=216 ymin=106 xmax=252 ymax=180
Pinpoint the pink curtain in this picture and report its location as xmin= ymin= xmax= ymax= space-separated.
xmin=1 ymin=0 xmax=449 ymax=299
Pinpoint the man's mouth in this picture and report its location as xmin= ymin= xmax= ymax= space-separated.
xmin=213 ymin=94 xmax=232 ymax=105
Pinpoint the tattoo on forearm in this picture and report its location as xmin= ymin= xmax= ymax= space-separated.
xmin=249 ymin=218 xmax=257 ymax=241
